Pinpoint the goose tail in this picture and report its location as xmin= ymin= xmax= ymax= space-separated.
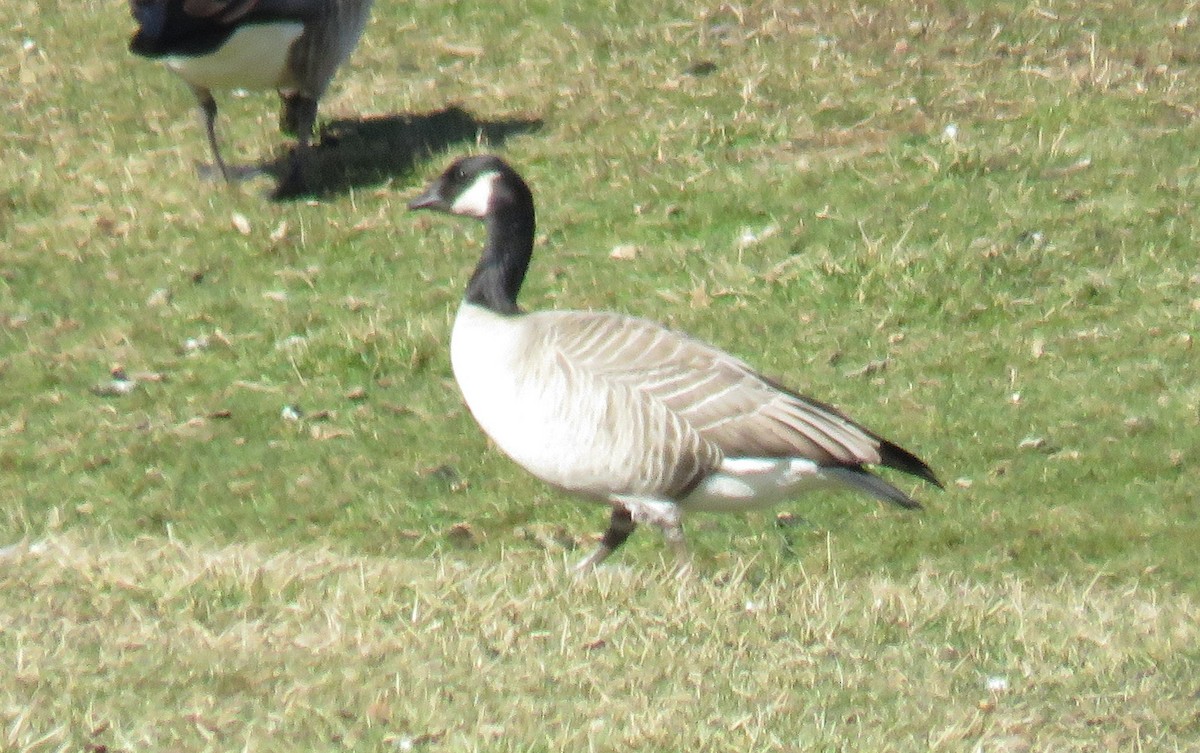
xmin=823 ymin=466 xmax=925 ymax=510
xmin=876 ymin=438 xmax=943 ymax=489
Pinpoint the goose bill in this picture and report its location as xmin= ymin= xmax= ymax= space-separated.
xmin=407 ymin=187 xmax=447 ymax=212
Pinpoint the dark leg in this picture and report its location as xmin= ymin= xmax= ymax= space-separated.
xmin=273 ymin=93 xmax=318 ymax=199
xmin=279 ymin=92 xmax=303 ymax=137
xmin=193 ymin=86 xmax=231 ymax=182
xmin=573 ymin=506 xmax=636 ymax=573
xmin=621 ymin=496 xmax=691 ymax=575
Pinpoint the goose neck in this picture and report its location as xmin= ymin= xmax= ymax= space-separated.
xmin=464 ymin=200 xmax=535 ymax=315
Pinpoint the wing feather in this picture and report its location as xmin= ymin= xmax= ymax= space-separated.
xmin=537 ymin=310 xmax=901 ymax=471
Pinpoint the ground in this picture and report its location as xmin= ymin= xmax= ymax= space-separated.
xmin=0 ymin=0 xmax=1198 ymax=750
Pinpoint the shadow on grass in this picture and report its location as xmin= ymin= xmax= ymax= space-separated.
xmin=261 ymin=105 xmax=544 ymax=201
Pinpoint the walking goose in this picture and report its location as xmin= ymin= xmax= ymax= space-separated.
xmin=129 ymin=0 xmax=374 ymax=197
xmin=409 ymin=155 xmax=943 ymax=571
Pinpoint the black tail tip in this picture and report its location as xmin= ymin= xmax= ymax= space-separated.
xmin=822 ymin=466 xmax=925 ymax=511
xmin=879 ymin=439 xmax=943 ymax=490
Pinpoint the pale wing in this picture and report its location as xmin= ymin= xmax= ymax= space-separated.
xmin=283 ymin=0 xmax=374 ymax=90
xmin=538 ymin=310 xmax=889 ymax=467
xmin=522 ymin=311 xmax=721 ymax=498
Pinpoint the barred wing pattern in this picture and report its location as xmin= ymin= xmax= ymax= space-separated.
xmin=284 ymin=0 xmax=373 ymax=98
xmin=529 ymin=310 xmax=893 ymax=497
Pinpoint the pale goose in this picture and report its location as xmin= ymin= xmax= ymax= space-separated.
xmin=129 ymin=0 xmax=374 ymax=197
xmin=409 ymin=155 xmax=943 ymax=571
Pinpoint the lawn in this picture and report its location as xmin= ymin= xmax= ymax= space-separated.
xmin=1 ymin=0 xmax=1198 ymax=750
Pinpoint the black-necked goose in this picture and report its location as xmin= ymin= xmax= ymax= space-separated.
xmin=409 ymin=155 xmax=943 ymax=571
xmin=129 ymin=0 xmax=373 ymax=197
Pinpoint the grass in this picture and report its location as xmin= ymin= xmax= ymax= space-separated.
xmin=3 ymin=535 xmax=1197 ymax=751
xmin=1 ymin=0 xmax=1199 ymax=749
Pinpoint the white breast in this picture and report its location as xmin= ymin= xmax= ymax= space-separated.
xmin=451 ymin=303 xmax=631 ymax=499
xmin=165 ymin=22 xmax=305 ymax=91
xmin=451 ymin=304 xmax=557 ymax=480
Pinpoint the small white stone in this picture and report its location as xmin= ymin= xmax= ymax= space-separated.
xmin=276 ymin=335 xmax=307 ymax=351
xmin=609 ymin=244 xmax=639 ymax=261
xmin=737 ymin=224 xmax=779 ymax=249
xmin=146 ymin=288 xmax=171 ymax=307
xmin=108 ymin=377 xmax=137 ymax=395
xmin=231 ymin=212 xmax=251 ymax=235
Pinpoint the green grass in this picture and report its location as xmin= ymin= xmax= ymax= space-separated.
xmin=2 ymin=0 xmax=1199 ymax=749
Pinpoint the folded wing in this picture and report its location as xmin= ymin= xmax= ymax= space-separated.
xmin=540 ymin=310 xmax=937 ymax=486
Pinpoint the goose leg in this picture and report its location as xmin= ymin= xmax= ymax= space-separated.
xmin=617 ymin=496 xmax=691 ymax=573
xmin=573 ymin=506 xmax=636 ymax=573
xmin=661 ymin=520 xmax=692 ymax=578
xmin=279 ymin=92 xmax=304 ymax=137
xmin=192 ymin=86 xmax=231 ymax=183
xmin=273 ymin=93 xmax=318 ymax=199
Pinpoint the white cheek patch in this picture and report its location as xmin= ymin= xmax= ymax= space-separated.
xmin=451 ymin=171 xmax=499 ymax=217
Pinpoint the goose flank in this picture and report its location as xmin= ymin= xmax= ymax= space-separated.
xmin=129 ymin=0 xmax=373 ymax=198
xmin=409 ymin=155 xmax=943 ymax=571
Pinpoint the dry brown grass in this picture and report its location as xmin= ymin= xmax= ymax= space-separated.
xmin=2 ymin=535 xmax=1196 ymax=752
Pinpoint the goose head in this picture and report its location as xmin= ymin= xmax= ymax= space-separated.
xmin=129 ymin=0 xmax=183 ymax=53
xmin=129 ymin=0 xmax=233 ymax=56
xmin=409 ymin=156 xmax=536 ymax=314
xmin=130 ymin=0 xmax=275 ymax=57
xmin=408 ymin=155 xmax=532 ymax=220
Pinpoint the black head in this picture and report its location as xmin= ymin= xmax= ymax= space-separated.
xmin=129 ymin=0 xmax=176 ymax=52
xmin=408 ymin=155 xmax=531 ymax=221
xmin=129 ymin=0 xmax=262 ymax=57
xmin=410 ymin=155 xmax=537 ymax=314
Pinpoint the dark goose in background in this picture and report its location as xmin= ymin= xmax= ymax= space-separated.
xmin=129 ymin=0 xmax=374 ymax=198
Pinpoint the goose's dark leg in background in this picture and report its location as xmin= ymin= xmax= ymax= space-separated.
xmin=191 ymin=85 xmax=231 ymax=182
xmin=192 ymin=85 xmax=260 ymax=183
xmin=279 ymin=91 xmax=311 ymax=138
xmin=274 ymin=93 xmax=319 ymax=198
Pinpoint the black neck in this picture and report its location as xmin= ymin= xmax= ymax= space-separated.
xmin=464 ymin=193 xmax=536 ymax=315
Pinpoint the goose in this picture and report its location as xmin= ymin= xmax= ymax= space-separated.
xmin=409 ymin=155 xmax=943 ymax=571
xmin=128 ymin=0 xmax=374 ymax=197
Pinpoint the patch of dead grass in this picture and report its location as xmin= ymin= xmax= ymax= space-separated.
xmin=1 ymin=536 xmax=1196 ymax=751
